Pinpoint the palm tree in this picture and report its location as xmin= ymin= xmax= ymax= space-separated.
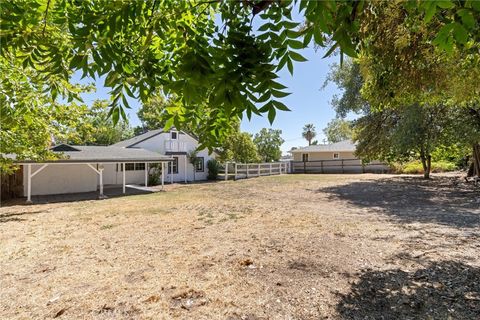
xmin=302 ymin=124 xmax=317 ymax=146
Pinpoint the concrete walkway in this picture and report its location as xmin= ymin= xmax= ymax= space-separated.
xmin=5 ymin=184 xmax=162 ymax=206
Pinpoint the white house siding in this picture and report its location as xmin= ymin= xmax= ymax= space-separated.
xmin=133 ymin=132 xmax=214 ymax=182
xmin=23 ymin=164 xmax=97 ymax=196
xmin=102 ymin=163 xmax=146 ymax=186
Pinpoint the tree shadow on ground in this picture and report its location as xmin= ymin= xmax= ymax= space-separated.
xmin=0 ymin=210 xmax=43 ymax=223
xmin=318 ymin=175 xmax=480 ymax=228
xmin=337 ymin=260 xmax=480 ymax=320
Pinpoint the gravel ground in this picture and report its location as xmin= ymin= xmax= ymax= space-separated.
xmin=1 ymin=173 xmax=479 ymax=319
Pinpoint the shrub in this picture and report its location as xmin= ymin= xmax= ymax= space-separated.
xmin=148 ymin=164 xmax=161 ymax=185
xmin=207 ymin=159 xmax=220 ymax=180
xmin=397 ymin=160 xmax=457 ymax=174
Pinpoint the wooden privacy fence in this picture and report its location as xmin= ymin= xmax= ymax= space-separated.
xmin=220 ymin=162 xmax=289 ymax=180
xmin=291 ymin=159 xmax=390 ymax=174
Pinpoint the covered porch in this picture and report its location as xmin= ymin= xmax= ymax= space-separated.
xmin=13 ymin=144 xmax=173 ymax=203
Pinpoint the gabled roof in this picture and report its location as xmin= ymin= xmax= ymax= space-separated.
xmin=112 ymin=128 xmax=200 ymax=148
xmin=9 ymin=144 xmax=172 ymax=163
xmin=290 ymin=140 xmax=356 ymax=153
xmin=112 ymin=129 xmax=164 ymax=148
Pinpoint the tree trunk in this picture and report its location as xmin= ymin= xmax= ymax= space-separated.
xmin=473 ymin=143 xmax=480 ymax=178
xmin=425 ymin=154 xmax=431 ymax=179
xmin=420 ymin=152 xmax=430 ymax=179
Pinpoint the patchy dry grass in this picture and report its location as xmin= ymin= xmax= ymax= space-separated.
xmin=1 ymin=174 xmax=479 ymax=319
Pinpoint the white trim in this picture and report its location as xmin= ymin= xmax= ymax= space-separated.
xmin=30 ymin=164 xmax=48 ymax=178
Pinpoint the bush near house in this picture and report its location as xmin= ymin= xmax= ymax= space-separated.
xmin=207 ymin=159 xmax=220 ymax=180
xmin=392 ymin=161 xmax=457 ymax=174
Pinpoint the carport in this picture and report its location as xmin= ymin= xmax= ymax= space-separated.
xmin=12 ymin=144 xmax=173 ymax=203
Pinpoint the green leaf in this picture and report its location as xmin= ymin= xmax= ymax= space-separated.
xmin=271 ymin=90 xmax=291 ymax=98
xmin=289 ymin=51 xmax=308 ymax=62
xmin=257 ymin=92 xmax=271 ymax=103
xmin=277 ymin=53 xmax=289 ymax=71
xmin=453 ymin=22 xmax=468 ymax=44
xmin=273 ymin=100 xmax=291 ymax=111
xmin=287 ymin=58 xmax=294 ymax=75
xmin=322 ymin=42 xmax=339 ymax=58
xmin=424 ymin=1 xmax=437 ymax=23
xmin=288 ymin=39 xmax=304 ymax=49
xmin=457 ymin=9 xmax=475 ymax=29
xmin=268 ymin=106 xmax=276 ymax=124
xmin=436 ymin=0 xmax=455 ymax=9
xmin=104 ymin=71 xmax=119 ymax=87
xmin=258 ymin=22 xmax=275 ymax=32
xmin=69 ymin=55 xmax=84 ymax=69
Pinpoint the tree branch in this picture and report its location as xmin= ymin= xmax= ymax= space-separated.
xmin=42 ymin=0 xmax=51 ymax=36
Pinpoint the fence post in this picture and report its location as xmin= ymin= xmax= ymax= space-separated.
xmin=257 ymin=163 xmax=260 ymax=176
xmin=362 ymin=162 xmax=365 ymax=173
xmin=234 ymin=163 xmax=238 ymax=180
xmin=246 ymin=164 xmax=249 ymax=178
xmin=341 ymin=159 xmax=344 ymax=173
xmin=225 ymin=162 xmax=228 ymax=181
xmin=321 ymin=160 xmax=324 ymax=174
xmin=304 ymin=161 xmax=306 ymax=173
xmin=269 ymin=163 xmax=272 ymax=175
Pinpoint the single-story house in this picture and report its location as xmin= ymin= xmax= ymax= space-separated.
xmin=2 ymin=128 xmax=216 ymax=202
xmin=289 ymin=140 xmax=389 ymax=173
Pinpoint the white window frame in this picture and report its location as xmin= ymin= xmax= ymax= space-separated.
xmin=170 ymin=131 xmax=178 ymax=140
xmin=333 ymin=153 xmax=340 ymax=159
xmin=195 ymin=157 xmax=204 ymax=172
xmin=168 ymin=157 xmax=178 ymax=174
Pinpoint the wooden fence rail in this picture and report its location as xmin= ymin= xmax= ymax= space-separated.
xmin=290 ymin=159 xmax=389 ymax=174
xmin=219 ymin=162 xmax=289 ymax=180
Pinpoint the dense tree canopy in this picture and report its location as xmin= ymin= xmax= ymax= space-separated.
xmin=0 ymin=0 xmax=480 ymax=169
xmin=323 ymin=119 xmax=353 ymax=143
xmin=217 ymin=128 xmax=261 ymax=164
xmin=253 ymin=128 xmax=284 ymax=162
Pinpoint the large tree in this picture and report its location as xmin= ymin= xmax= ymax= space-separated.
xmin=253 ymin=128 xmax=284 ymax=162
xmin=79 ymin=100 xmax=134 ymax=145
xmin=323 ymin=119 xmax=353 ymax=143
xmin=217 ymin=127 xmax=261 ymax=164
xmin=0 ymin=0 xmax=480 ymax=165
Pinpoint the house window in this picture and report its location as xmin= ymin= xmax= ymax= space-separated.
xmin=168 ymin=157 xmax=178 ymax=174
xmin=117 ymin=163 xmax=146 ymax=171
xmin=302 ymin=154 xmax=309 ymax=162
xmin=135 ymin=163 xmax=145 ymax=171
xmin=333 ymin=153 xmax=340 ymax=159
xmin=195 ymin=157 xmax=204 ymax=172
xmin=171 ymin=131 xmax=178 ymax=140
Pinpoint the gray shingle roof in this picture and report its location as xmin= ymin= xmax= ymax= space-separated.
xmin=112 ymin=129 xmax=164 ymax=148
xmin=290 ymin=140 xmax=356 ymax=153
xmin=8 ymin=145 xmax=172 ymax=163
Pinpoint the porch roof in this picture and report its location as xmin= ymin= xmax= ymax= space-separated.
xmin=6 ymin=144 xmax=173 ymax=164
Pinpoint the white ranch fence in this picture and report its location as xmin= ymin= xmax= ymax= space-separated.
xmin=290 ymin=158 xmax=390 ymax=174
xmin=220 ymin=162 xmax=289 ymax=180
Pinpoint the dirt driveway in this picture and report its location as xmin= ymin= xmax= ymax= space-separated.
xmin=1 ymin=174 xmax=479 ymax=319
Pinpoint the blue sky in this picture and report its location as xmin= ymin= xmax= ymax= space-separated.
xmin=75 ymin=47 xmax=342 ymax=154
xmin=74 ymin=8 xmax=345 ymax=154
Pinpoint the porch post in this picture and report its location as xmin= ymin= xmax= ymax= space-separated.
xmin=122 ymin=162 xmax=126 ymax=194
xmin=27 ymin=164 xmax=32 ymax=203
xmin=144 ymin=162 xmax=148 ymax=187
xmin=184 ymin=156 xmax=187 ymax=183
xmin=225 ymin=162 xmax=228 ymax=181
xmin=99 ymin=167 xmax=104 ymax=197
xmin=161 ymin=162 xmax=165 ymax=189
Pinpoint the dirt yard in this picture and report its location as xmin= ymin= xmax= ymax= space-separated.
xmin=1 ymin=174 xmax=479 ymax=319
